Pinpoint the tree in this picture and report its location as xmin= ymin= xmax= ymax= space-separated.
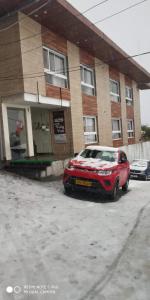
xmin=141 ymin=125 xmax=150 ymax=141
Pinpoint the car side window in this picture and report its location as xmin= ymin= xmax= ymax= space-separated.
xmin=120 ymin=152 xmax=127 ymax=163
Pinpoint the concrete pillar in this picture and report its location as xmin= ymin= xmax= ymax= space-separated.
xmin=26 ymin=107 xmax=34 ymax=157
xmin=0 ymin=104 xmax=4 ymax=161
xmin=95 ymin=58 xmax=113 ymax=146
xmin=18 ymin=12 xmax=46 ymax=97
xmin=67 ymin=41 xmax=84 ymax=153
xmin=132 ymin=81 xmax=141 ymax=143
xmin=1 ymin=104 xmax=11 ymax=160
xmin=120 ymin=73 xmax=128 ymax=145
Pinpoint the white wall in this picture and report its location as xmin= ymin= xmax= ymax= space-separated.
xmin=120 ymin=142 xmax=150 ymax=162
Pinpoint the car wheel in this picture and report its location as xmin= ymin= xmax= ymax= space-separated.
xmin=122 ymin=178 xmax=129 ymax=192
xmin=144 ymin=175 xmax=148 ymax=181
xmin=110 ymin=181 xmax=119 ymax=201
xmin=64 ymin=186 xmax=72 ymax=195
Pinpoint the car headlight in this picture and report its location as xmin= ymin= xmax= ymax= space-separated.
xmin=67 ymin=164 xmax=75 ymax=170
xmin=97 ymin=170 xmax=112 ymax=176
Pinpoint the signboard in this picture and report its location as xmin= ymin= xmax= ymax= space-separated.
xmin=53 ymin=111 xmax=66 ymax=143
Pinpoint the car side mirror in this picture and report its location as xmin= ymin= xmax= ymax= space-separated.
xmin=119 ymin=158 xmax=127 ymax=164
xmin=74 ymin=153 xmax=78 ymax=157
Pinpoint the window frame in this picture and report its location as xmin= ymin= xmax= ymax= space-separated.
xmin=112 ymin=118 xmax=122 ymax=140
xmin=110 ymin=79 xmax=120 ymax=102
xmin=43 ymin=46 xmax=68 ymax=88
xmin=83 ymin=115 xmax=98 ymax=145
xmin=80 ymin=65 xmax=96 ymax=96
xmin=125 ymin=86 xmax=133 ymax=105
xmin=127 ymin=119 xmax=134 ymax=138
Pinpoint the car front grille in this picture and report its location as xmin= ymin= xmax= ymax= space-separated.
xmin=68 ymin=176 xmax=104 ymax=190
xmin=130 ymin=170 xmax=142 ymax=174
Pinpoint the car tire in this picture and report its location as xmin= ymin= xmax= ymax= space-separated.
xmin=122 ymin=178 xmax=129 ymax=192
xmin=110 ymin=181 xmax=119 ymax=201
xmin=144 ymin=175 xmax=148 ymax=181
xmin=64 ymin=186 xmax=72 ymax=195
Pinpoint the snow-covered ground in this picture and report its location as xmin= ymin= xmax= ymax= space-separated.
xmin=0 ymin=171 xmax=149 ymax=300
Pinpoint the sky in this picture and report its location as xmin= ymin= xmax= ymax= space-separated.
xmin=67 ymin=0 xmax=150 ymax=126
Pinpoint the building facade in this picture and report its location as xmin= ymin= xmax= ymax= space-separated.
xmin=0 ymin=0 xmax=150 ymax=161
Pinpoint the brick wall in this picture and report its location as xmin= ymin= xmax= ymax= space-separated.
xmin=125 ymin=75 xmax=132 ymax=87
xmin=109 ymin=66 xmax=120 ymax=81
xmin=82 ymin=95 xmax=97 ymax=116
xmin=42 ymin=26 xmax=67 ymax=55
xmin=113 ymin=140 xmax=123 ymax=147
xmin=80 ymin=49 xmax=95 ymax=66
xmin=46 ymin=84 xmax=71 ymax=101
xmin=126 ymin=105 xmax=134 ymax=119
xmin=128 ymin=138 xmax=135 ymax=145
xmin=111 ymin=102 xmax=121 ymax=118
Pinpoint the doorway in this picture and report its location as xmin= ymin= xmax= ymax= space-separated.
xmin=31 ymin=108 xmax=52 ymax=155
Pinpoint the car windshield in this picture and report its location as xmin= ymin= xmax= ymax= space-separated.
xmin=131 ymin=160 xmax=148 ymax=168
xmin=80 ymin=149 xmax=117 ymax=162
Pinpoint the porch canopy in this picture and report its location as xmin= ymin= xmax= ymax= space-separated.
xmin=1 ymin=0 xmax=150 ymax=89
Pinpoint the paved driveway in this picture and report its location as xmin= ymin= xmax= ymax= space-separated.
xmin=0 ymin=171 xmax=150 ymax=300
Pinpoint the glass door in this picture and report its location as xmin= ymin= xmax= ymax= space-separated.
xmin=7 ymin=108 xmax=28 ymax=160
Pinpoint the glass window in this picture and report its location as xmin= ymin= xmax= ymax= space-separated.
xmin=80 ymin=65 xmax=95 ymax=96
xmin=80 ymin=149 xmax=117 ymax=162
xmin=126 ymin=86 xmax=133 ymax=105
xmin=127 ymin=120 xmax=134 ymax=138
xmin=112 ymin=119 xmax=122 ymax=140
xmin=7 ymin=108 xmax=28 ymax=160
xmin=43 ymin=47 xmax=68 ymax=88
xmin=110 ymin=79 xmax=120 ymax=102
xmin=43 ymin=48 xmax=49 ymax=69
xmin=83 ymin=116 xmax=97 ymax=144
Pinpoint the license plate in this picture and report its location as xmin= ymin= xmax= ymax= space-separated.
xmin=131 ymin=174 xmax=138 ymax=178
xmin=75 ymin=179 xmax=92 ymax=187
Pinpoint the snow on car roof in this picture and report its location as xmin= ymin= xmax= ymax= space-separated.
xmin=86 ymin=145 xmax=119 ymax=152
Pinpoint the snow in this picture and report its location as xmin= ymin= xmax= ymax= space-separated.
xmin=0 ymin=171 xmax=150 ymax=300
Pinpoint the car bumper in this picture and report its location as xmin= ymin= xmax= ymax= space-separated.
xmin=63 ymin=170 xmax=116 ymax=193
xmin=130 ymin=173 xmax=146 ymax=180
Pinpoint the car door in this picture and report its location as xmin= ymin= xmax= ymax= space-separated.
xmin=118 ymin=151 xmax=129 ymax=186
xmin=148 ymin=162 xmax=150 ymax=178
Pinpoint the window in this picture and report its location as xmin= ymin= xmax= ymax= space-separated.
xmin=80 ymin=65 xmax=95 ymax=96
xmin=80 ymin=149 xmax=117 ymax=162
xmin=83 ymin=116 xmax=97 ymax=144
xmin=126 ymin=86 xmax=133 ymax=105
xmin=120 ymin=151 xmax=127 ymax=162
xmin=43 ymin=47 xmax=68 ymax=88
xmin=110 ymin=79 xmax=120 ymax=102
xmin=127 ymin=119 xmax=134 ymax=138
xmin=112 ymin=119 xmax=122 ymax=140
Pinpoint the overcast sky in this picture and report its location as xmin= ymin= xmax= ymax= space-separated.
xmin=67 ymin=0 xmax=150 ymax=126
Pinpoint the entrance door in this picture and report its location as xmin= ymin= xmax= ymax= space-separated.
xmin=31 ymin=108 xmax=52 ymax=154
xmin=7 ymin=108 xmax=28 ymax=160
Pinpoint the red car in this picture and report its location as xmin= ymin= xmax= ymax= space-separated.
xmin=63 ymin=146 xmax=130 ymax=201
